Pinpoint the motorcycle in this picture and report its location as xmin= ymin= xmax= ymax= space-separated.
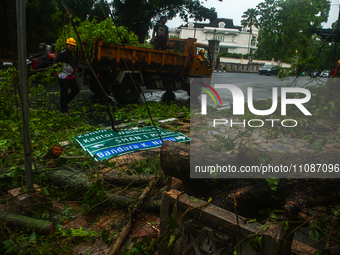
xmin=27 ymin=43 xmax=55 ymax=74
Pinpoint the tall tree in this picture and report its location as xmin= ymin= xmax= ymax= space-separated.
xmin=254 ymin=0 xmax=330 ymax=63
xmin=88 ymin=0 xmax=111 ymax=21
xmin=253 ymin=0 xmax=281 ymax=60
xmin=111 ymin=0 xmax=217 ymax=43
xmin=241 ymin=8 xmax=259 ymax=61
xmin=57 ymin=0 xmax=96 ymax=21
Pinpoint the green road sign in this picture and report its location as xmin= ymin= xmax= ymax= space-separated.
xmin=75 ymin=126 xmax=190 ymax=161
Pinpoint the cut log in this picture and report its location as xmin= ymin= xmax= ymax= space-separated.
xmin=108 ymin=174 xmax=161 ymax=255
xmin=42 ymin=167 xmax=93 ymax=193
xmin=160 ymin=141 xmax=340 ymax=218
xmin=160 ymin=140 xmax=238 ymax=196
xmin=42 ymin=145 xmax=62 ymax=160
xmin=210 ymin=178 xmax=340 ymax=219
xmin=0 ymin=211 xmax=54 ymax=235
xmin=103 ymin=171 xmax=156 ymax=187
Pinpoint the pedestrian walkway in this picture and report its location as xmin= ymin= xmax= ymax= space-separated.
xmin=189 ymin=116 xmax=340 ymax=155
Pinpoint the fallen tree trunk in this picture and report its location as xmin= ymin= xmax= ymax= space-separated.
xmin=160 ymin=141 xmax=340 ymax=218
xmin=1 ymin=166 xmax=163 ymax=214
xmin=0 ymin=211 xmax=54 ymax=235
xmin=103 ymin=171 xmax=157 ymax=187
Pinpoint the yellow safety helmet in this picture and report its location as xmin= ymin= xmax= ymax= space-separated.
xmin=338 ymin=60 xmax=340 ymax=64
xmin=66 ymin=38 xmax=77 ymax=46
xmin=200 ymin=49 xmax=205 ymax=54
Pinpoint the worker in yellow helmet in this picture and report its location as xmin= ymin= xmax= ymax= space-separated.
xmin=196 ymin=49 xmax=210 ymax=66
xmin=53 ymin=38 xmax=79 ymax=113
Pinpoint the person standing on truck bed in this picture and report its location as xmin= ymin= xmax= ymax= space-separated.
xmin=151 ymin=16 xmax=169 ymax=50
xmin=53 ymin=38 xmax=80 ymax=114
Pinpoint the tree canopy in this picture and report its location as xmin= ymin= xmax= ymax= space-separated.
xmin=111 ymin=0 xmax=217 ymax=43
xmin=254 ymin=0 xmax=331 ymax=64
xmin=1 ymin=0 xmax=216 ymax=57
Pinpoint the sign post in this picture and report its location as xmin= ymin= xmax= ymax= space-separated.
xmin=16 ymin=0 xmax=33 ymax=188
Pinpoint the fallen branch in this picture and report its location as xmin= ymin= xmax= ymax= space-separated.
xmin=108 ymin=174 xmax=161 ymax=255
xmin=0 ymin=210 xmax=54 ymax=235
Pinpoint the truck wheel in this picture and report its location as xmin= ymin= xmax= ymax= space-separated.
xmin=162 ymin=90 xmax=176 ymax=102
xmin=116 ymin=80 xmax=140 ymax=104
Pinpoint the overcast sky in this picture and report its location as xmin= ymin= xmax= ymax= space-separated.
xmin=166 ymin=0 xmax=340 ymax=29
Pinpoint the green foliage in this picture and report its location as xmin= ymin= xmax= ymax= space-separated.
xmin=250 ymin=235 xmax=262 ymax=252
xmin=55 ymin=18 xmax=150 ymax=57
xmin=123 ymin=237 xmax=157 ymax=255
xmin=265 ymin=178 xmax=280 ymax=191
xmin=1 ymin=227 xmax=98 ymax=255
xmin=0 ymin=59 xmax=191 ymax=254
xmin=129 ymin=158 xmax=159 ymax=175
xmin=0 ymin=67 xmax=97 ymax=172
xmin=241 ymin=8 xmax=259 ymax=29
xmin=82 ymin=181 xmax=107 ymax=214
xmin=254 ymin=0 xmax=330 ymax=63
xmin=218 ymin=51 xmax=249 ymax=59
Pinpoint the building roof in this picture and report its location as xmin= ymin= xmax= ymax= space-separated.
xmin=179 ymin=18 xmax=242 ymax=30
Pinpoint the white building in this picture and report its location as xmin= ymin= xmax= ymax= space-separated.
xmin=169 ymin=18 xmax=258 ymax=56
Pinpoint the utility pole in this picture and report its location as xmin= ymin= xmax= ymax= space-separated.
xmin=16 ymin=0 xmax=33 ymax=189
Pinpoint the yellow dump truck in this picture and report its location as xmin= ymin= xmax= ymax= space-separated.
xmin=80 ymin=38 xmax=213 ymax=103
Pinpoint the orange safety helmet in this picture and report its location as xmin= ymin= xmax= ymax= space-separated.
xmin=66 ymin=38 xmax=77 ymax=46
xmin=199 ymin=49 xmax=205 ymax=54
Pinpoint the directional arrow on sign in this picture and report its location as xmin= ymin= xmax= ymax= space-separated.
xmin=175 ymin=136 xmax=186 ymax=140
xmin=91 ymin=144 xmax=105 ymax=148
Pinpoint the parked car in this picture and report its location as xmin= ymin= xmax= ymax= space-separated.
xmin=320 ymin=70 xmax=330 ymax=78
xmin=259 ymin=65 xmax=278 ymax=76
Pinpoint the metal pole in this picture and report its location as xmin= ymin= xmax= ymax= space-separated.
xmin=16 ymin=0 xmax=33 ymax=188
xmin=194 ymin=20 xmax=196 ymax=39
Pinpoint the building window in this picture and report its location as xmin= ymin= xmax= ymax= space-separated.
xmin=251 ymin=36 xmax=257 ymax=46
xmin=218 ymin=22 xmax=225 ymax=28
xmin=216 ymin=35 xmax=224 ymax=42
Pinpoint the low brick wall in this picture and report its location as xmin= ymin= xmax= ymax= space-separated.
xmin=217 ymin=62 xmax=263 ymax=73
xmin=160 ymin=189 xmax=294 ymax=255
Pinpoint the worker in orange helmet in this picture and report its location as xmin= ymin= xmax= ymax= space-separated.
xmin=196 ymin=49 xmax=210 ymax=65
xmin=53 ymin=38 xmax=80 ymax=114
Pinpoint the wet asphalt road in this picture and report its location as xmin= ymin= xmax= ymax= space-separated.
xmin=40 ymin=71 xmax=327 ymax=108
